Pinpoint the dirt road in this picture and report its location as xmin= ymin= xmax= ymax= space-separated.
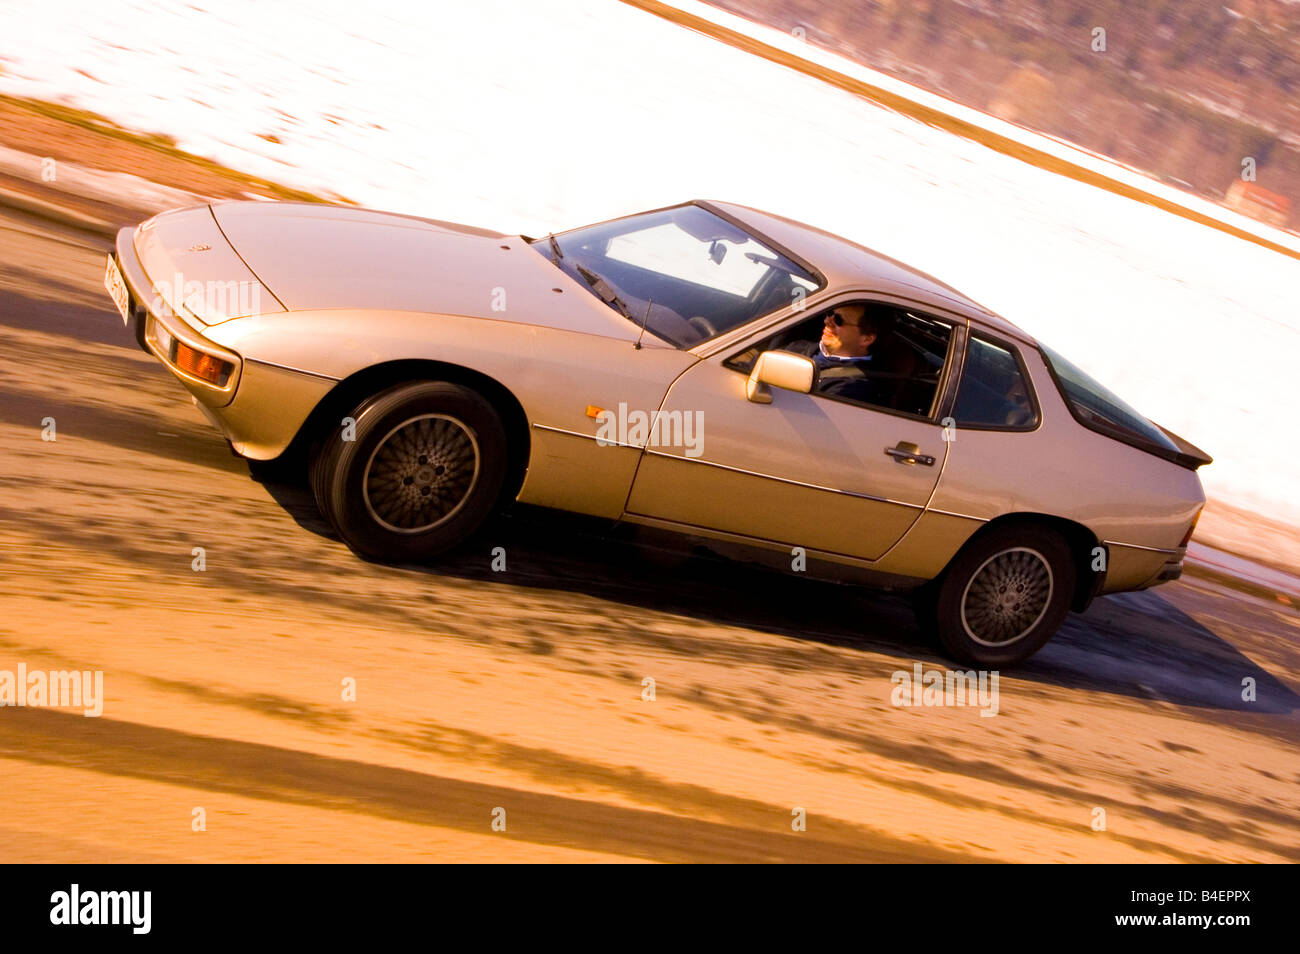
xmin=1 ymin=206 xmax=1297 ymax=862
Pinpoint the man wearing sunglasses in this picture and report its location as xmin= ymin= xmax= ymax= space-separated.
xmin=781 ymin=303 xmax=882 ymax=405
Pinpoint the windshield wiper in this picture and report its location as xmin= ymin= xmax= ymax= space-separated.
xmin=573 ymin=263 xmax=633 ymax=322
xmin=546 ymin=232 xmax=564 ymax=263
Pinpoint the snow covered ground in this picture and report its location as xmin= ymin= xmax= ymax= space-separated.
xmin=1 ymin=0 xmax=1296 ymax=529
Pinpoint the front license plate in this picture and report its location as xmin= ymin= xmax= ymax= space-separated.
xmin=104 ymin=254 xmax=131 ymax=325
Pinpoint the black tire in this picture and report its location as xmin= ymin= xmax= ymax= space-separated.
xmin=310 ymin=381 xmax=508 ymax=562
xmin=309 ymin=430 xmax=341 ymax=533
xmin=930 ymin=525 xmax=1074 ymax=666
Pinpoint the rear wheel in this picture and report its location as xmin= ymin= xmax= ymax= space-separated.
xmin=310 ymin=381 xmax=507 ymax=562
xmin=929 ymin=525 xmax=1074 ymax=666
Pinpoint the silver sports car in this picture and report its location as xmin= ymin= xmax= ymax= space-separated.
xmin=105 ymin=199 xmax=1210 ymax=665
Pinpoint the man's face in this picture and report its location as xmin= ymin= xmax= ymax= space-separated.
xmin=821 ymin=304 xmax=875 ymax=358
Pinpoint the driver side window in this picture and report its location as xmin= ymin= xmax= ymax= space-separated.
xmin=724 ymin=302 xmax=953 ymax=419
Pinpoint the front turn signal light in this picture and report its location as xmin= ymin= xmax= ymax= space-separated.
xmin=175 ymin=341 xmax=234 ymax=386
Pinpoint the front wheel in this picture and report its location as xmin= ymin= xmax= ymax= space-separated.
xmin=929 ymin=526 xmax=1074 ymax=666
xmin=311 ymin=381 xmax=508 ymax=562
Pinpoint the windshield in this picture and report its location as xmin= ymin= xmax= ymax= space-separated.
xmin=532 ymin=204 xmax=821 ymax=347
xmin=1041 ymin=344 xmax=1179 ymax=452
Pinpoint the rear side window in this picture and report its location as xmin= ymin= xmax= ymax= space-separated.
xmin=952 ymin=336 xmax=1037 ymax=429
xmin=1040 ymin=344 xmax=1179 ymax=452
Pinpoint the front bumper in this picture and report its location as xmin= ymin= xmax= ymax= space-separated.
xmin=191 ymin=357 xmax=336 ymax=459
xmin=110 ymin=235 xmax=155 ymax=357
xmin=112 ymin=226 xmax=335 ymax=460
xmin=112 ymin=227 xmax=243 ymax=405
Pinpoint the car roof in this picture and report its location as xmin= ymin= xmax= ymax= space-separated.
xmin=699 ymin=199 xmax=1036 ymax=345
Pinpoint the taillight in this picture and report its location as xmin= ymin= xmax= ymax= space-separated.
xmin=174 ymin=341 xmax=234 ymax=386
xmin=1179 ymin=507 xmax=1203 ymax=548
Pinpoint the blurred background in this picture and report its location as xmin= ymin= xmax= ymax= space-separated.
xmin=716 ymin=0 xmax=1300 ymax=228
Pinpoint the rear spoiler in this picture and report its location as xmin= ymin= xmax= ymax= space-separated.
xmin=1157 ymin=425 xmax=1213 ymax=470
xmin=1068 ymin=403 xmax=1213 ymax=471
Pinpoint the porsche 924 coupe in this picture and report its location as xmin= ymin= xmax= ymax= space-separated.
xmin=104 ymin=199 xmax=1210 ymax=664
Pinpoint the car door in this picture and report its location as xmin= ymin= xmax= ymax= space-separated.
xmin=624 ymin=302 xmax=959 ymax=562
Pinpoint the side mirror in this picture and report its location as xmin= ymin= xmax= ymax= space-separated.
xmin=746 ymin=350 xmax=815 ymax=404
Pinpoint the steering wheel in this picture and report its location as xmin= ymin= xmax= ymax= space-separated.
xmin=687 ymin=315 xmax=718 ymax=339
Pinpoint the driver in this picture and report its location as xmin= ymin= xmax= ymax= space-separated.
xmin=782 ymin=304 xmax=881 ymax=404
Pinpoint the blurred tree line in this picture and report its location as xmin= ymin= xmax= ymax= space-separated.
xmin=708 ymin=0 xmax=1300 ymax=226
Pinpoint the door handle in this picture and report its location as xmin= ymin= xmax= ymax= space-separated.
xmin=884 ymin=442 xmax=935 ymax=466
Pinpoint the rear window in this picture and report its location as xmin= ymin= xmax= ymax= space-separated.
xmin=1041 ymin=344 xmax=1179 ymax=452
xmin=952 ymin=336 xmax=1037 ymax=429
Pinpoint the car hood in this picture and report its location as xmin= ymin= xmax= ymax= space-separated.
xmin=206 ymin=201 xmax=637 ymax=338
xmin=132 ymin=204 xmax=284 ymax=324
